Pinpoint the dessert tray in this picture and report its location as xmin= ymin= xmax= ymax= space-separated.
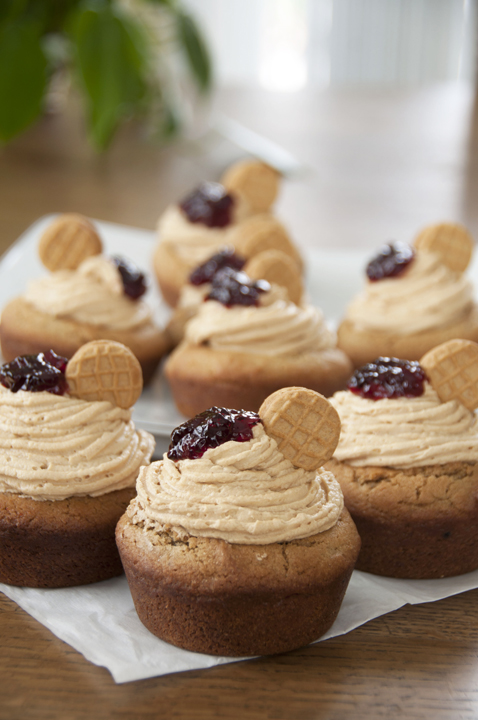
xmin=2 ymin=217 xmax=478 ymax=683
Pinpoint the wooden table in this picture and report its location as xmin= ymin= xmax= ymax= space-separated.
xmin=1 ymin=84 xmax=478 ymax=719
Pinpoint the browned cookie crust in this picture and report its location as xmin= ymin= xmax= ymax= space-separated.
xmin=116 ymin=508 xmax=360 ymax=656
xmin=0 ymin=487 xmax=135 ymax=588
xmin=0 ymin=297 xmax=171 ymax=384
xmin=326 ymin=458 xmax=478 ymax=578
xmin=337 ymin=306 xmax=478 ymax=368
xmin=165 ymin=344 xmax=353 ymax=417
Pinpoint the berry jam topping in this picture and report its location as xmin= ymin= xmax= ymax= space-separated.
xmin=168 ymin=406 xmax=262 ymax=461
xmin=366 ymin=241 xmax=415 ymax=281
xmin=179 ymin=182 xmax=234 ymax=228
xmin=189 ymin=247 xmax=246 ymax=286
xmin=111 ymin=256 xmax=147 ymax=300
xmin=206 ymin=267 xmax=270 ymax=308
xmin=0 ymin=350 xmax=69 ymax=395
xmin=348 ymin=357 xmax=427 ymax=400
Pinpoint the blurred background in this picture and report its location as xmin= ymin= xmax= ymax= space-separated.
xmin=191 ymin=0 xmax=476 ymax=89
xmin=0 ymin=0 xmax=477 ymax=254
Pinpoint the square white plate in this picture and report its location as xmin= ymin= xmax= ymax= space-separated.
xmin=5 ymin=216 xmax=478 ymax=438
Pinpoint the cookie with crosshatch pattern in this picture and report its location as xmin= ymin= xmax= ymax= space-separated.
xmin=66 ymin=340 xmax=143 ymax=409
xmin=413 ymin=222 xmax=473 ymax=274
xmin=229 ymin=214 xmax=302 ymax=269
xmin=259 ymin=387 xmax=341 ymax=471
xmin=38 ymin=213 xmax=103 ymax=272
xmin=245 ymin=249 xmax=303 ymax=305
xmin=221 ymin=159 xmax=280 ymax=213
xmin=420 ymin=339 xmax=478 ymax=411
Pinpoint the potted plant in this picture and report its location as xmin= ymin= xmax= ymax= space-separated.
xmin=0 ymin=0 xmax=212 ymax=149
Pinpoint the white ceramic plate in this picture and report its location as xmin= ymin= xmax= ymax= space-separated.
xmin=7 ymin=216 xmax=476 ymax=438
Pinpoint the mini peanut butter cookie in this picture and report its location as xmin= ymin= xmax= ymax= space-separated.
xmin=414 ymin=222 xmax=473 ymax=273
xmin=420 ymin=339 xmax=478 ymax=411
xmin=66 ymin=340 xmax=143 ymax=409
xmin=221 ymin=160 xmax=280 ymax=213
xmin=259 ymin=387 xmax=341 ymax=471
xmin=39 ymin=214 xmax=103 ymax=272
xmin=245 ymin=249 xmax=303 ymax=305
xmin=229 ymin=214 xmax=302 ymax=269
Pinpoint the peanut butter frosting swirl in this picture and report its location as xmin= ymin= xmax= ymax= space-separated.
xmin=184 ymin=292 xmax=336 ymax=357
xmin=0 ymin=387 xmax=155 ymax=500
xmin=331 ymin=384 xmax=478 ymax=468
xmin=346 ymin=250 xmax=474 ymax=334
xmin=24 ymin=256 xmax=153 ymax=331
xmin=129 ymin=424 xmax=344 ymax=544
xmin=158 ymin=202 xmax=251 ymax=267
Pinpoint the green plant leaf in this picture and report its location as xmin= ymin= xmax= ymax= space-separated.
xmin=142 ymin=0 xmax=176 ymax=7
xmin=158 ymin=101 xmax=180 ymax=140
xmin=0 ymin=0 xmax=28 ymax=25
xmin=175 ymin=10 xmax=211 ymax=93
xmin=69 ymin=4 xmax=148 ymax=149
xmin=0 ymin=18 xmax=47 ymax=142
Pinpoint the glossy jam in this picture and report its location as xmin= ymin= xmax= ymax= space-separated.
xmin=111 ymin=256 xmax=147 ymax=299
xmin=189 ymin=248 xmax=246 ymax=286
xmin=366 ymin=242 xmax=415 ymax=281
xmin=206 ymin=267 xmax=270 ymax=308
xmin=168 ymin=406 xmax=262 ymax=461
xmin=348 ymin=357 xmax=427 ymax=400
xmin=0 ymin=350 xmax=69 ymax=395
xmin=179 ymin=182 xmax=234 ymax=228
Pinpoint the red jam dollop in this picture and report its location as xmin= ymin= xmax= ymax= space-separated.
xmin=366 ymin=241 xmax=415 ymax=281
xmin=206 ymin=267 xmax=270 ymax=308
xmin=348 ymin=357 xmax=427 ymax=400
xmin=0 ymin=350 xmax=69 ymax=395
xmin=189 ymin=247 xmax=246 ymax=286
xmin=111 ymin=256 xmax=147 ymax=300
xmin=167 ymin=406 xmax=262 ymax=461
xmin=179 ymin=182 xmax=234 ymax=228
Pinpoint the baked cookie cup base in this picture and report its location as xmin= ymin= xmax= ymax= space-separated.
xmin=116 ymin=509 xmax=360 ymax=657
xmin=153 ymin=242 xmax=190 ymax=308
xmin=327 ymin=459 xmax=478 ymax=579
xmin=337 ymin=307 xmax=478 ymax=368
xmin=0 ymin=488 xmax=135 ymax=588
xmin=165 ymin=344 xmax=353 ymax=416
xmin=0 ymin=297 xmax=171 ymax=385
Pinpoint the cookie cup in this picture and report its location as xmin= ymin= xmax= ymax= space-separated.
xmin=0 ymin=487 xmax=135 ymax=588
xmin=326 ymin=458 xmax=478 ymax=579
xmin=337 ymin=307 xmax=478 ymax=368
xmin=116 ymin=508 xmax=360 ymax=657
xmin=0 ymin=297 xmax=170 ymax=383
xmin=165 ymin=344 xmax=353 ymax=416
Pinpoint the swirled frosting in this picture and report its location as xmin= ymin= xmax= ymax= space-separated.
xmin=184 ymin=289 xmax=336 ymax=357
xmin=0 ymin=386 xmax=155 ymax=500
xmin=178 ymin=283 xmax=208 ymax=310
xmin=158 ymin=200 xmax=251 ymax=268
xmin=346 ymin=250 xmax=474 ymax=333
xmin=24 ymin=256 xmax=153 ymax=331
xmin=128 ymin=424 xmax=344 ymax=544
xmin=330 ymin=384 xmax=478 ymax=468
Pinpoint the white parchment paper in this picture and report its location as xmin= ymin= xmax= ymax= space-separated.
xmin=1 ymin=220 xmax=478 ymax=683
xmin=2 ymin=568 xmax=478 ymax=684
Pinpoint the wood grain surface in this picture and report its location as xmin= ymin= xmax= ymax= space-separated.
xmin=1 ymin=85 xmax=478 ymax=719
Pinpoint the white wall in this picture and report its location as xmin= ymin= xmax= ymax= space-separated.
xmin=184 ymin=0 xmax=477 ymax=88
